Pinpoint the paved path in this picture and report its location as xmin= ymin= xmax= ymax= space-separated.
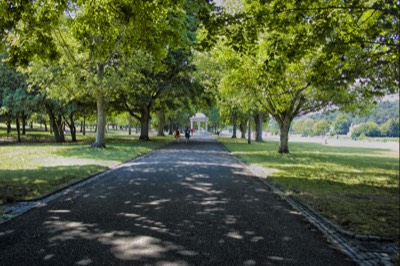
xmin=0 ymin=136 xmax=354 ymax=265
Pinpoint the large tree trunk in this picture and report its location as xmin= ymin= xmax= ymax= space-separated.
xmin=46 ymin=104 xmax=65 ymax=143
xmin=16 ymin=117 xmax=21 ymax=142
xmin=278 ymin=117 xmax=292 ymax=154
xmin=92 ymin=63 xmax=107 ymax=148
xmin=92 ymin=91 xmax=107 ymax=148
xmin=139 ymin=109 xmax=150 ymax=141
xmin=254 ymin=112 xmax=263 ymax=142
xmin=157 ymin=111 xmax=165 ymax=136
xmin=239 ymin=120 xmax=247 ymax=139
xmin=231 ymin=112 xmax=237 ymax=138
xmin=52 ymin=115 xmax=65 ymax=143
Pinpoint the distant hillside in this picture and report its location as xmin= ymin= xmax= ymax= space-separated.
xmin=311 ymin=100 xmax=399 ymax=125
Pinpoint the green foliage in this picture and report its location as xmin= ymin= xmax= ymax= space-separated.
xmin=1 ymin=1 xmax=216 ymax=146
xmin=351 ymin=121 xmax=382 ymax=138
xmin=352 ymin=100 xmax=400 ymax=125
xmin=380 ymin=118 xmax=400 ymax=138
xmin=313 ymin=120 xmax=331 ymax=136
xmin=0 ymin=58 xmax=39 ymax=127
xmin=292 ymin=119 xmax=331 ymax=136
xmin=334 ymin=113 xmax=352 ymax=135
xmin=207 ymin=0 xmax=399 ymax=153
xmin=293 ymin=118 xmax=315 ymax=136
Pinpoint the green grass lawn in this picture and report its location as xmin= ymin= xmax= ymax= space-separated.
xmin=0 ymin=128 xmax=172 ymax=204
xmin=218 ymin=137 xmax=399 ymax=242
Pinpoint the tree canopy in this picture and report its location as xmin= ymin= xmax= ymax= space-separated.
xmin=1 ymin=0 xmax=398 ymax=152
xmin=198 ymin=0 xmax=399 ymax=153
xmin=1 ymin=0 xmax=215 ymax=147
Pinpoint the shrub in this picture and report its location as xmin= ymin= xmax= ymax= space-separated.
xmin=381 ymin=118 xmax=399 ymax=137
xmin=351 ymin=121 xmax=381 ymax=138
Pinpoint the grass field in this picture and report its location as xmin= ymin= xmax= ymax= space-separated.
xmin=218 ymin=137 xmax=399 ymax=242
xmin=0 ymin=128 xmax=172 ymax=204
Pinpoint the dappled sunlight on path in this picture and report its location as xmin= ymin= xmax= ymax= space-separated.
xmin=0 ymin=137 xmax=353 ymax=265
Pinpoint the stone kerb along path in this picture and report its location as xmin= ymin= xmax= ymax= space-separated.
xmin=0 ymin=134 xmax=390 ymax=265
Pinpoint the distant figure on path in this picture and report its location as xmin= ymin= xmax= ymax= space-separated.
xmin=185 ymin=127 xmax=191 ymax=143
xmin=175 ymin=129 xmax=180 ymax=142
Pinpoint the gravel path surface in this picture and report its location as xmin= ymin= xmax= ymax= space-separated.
xmin=0 ymin=136 xmax=354 ymax=265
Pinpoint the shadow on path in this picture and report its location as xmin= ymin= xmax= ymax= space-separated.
xmin=0 ymin=137 xmax=354 ymax=265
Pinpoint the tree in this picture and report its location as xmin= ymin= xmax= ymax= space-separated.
xmin=313 ymin=120 xmax=331 ymax=136
xmin=351 ymin=121 xmax=382 ymax=138
xmin=44 ymin=98 xmax=66 ymax=143
xmin=253 ymin=111 xmax=267 ymax=142
xmin=208 ymin=0 xmax=399 ymax=153
xmin=2 ymin=1 xmax=212 ymax=147
xmin=334 ymin=113 xmax=352 ymax=135
xmin=293 ymin=118 xmax=315 ymax=137
xmin=0 ymin=57 xmax=37 ymax=142
xmin=381 ymin=118 xmax=399 ymax=138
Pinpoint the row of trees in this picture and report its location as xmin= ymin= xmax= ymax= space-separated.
xmin=1 ymin=1 xmax=398 ymax=153
xmin=194 ymin=0 xmax=398 ymax=153
xmin=0 ymin=55 xmax=211 ymax=143
xmin=290 ymin=100 xmax=399 ymax=137
xmin=1 ymin=1 xmax=218 ymax=146
xmin=290 ymin=116 xmax=399 ymax=138
xmin=311 ymin=100 xmax=399 ymax=130
xmin=351 ymin=119 xmax=400 ymax=138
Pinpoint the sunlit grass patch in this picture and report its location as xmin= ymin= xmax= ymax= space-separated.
xmin=0 ymin=132 xmax=173 ymax=204
xmin=218 ymin=137 xmax=399 ymax=242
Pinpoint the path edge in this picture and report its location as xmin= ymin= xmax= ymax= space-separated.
xmin=216 ymin=140 xmax=399 ymax=266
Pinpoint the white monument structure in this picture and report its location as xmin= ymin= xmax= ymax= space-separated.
xmin=190 ymin=112 xmax=209 ymax=134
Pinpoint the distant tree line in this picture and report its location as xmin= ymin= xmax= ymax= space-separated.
xmin=286 ymin=101 xmax=399 ymax=138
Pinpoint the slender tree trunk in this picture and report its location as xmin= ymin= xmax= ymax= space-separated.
xmin=128 ymin=114 xmax=132 ymax=135
xmin=168 ymin=119 xmax=173 ymax=135
xmin=22 ymin=112 xmax=26 ymax=135
xmin=65 ymin=114 xmax=77 ymax=142
xmin=82 ymin=116 xmax=86 ymax=136
xmin=6 ymin=117 xmax=11 ymax=135
xmin=248 ymin=113 xmax=252 ymax=144
xmin=44 ymin=120 xmax=48 ymax=132
xmin=139 ymin=109 xmax=150 ymax=141
xmin=157 ymin=111 xmax=165 ymax=136
xmin=92 ymin=90 xmax=107 ymax=148
xmin=278 ymin=117 xmax=292 ymax=154
xmin=70 ymin=122 xmax=77 ymax=142
xmin=16 ymin=116 xmax=21 ymax=142
xmin=254 ymin=112 xmax=263 ymax=142
xmin=239 ymin=120 xmax=247 ymax=139
xmin=231 ymin=112 xmax=237 ymax=138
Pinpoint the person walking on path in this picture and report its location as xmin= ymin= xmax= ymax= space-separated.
xmin=184 ymin=127 xmax=191 ymax=143
xmin=175 ymin=128 xmax=180 ymax=142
